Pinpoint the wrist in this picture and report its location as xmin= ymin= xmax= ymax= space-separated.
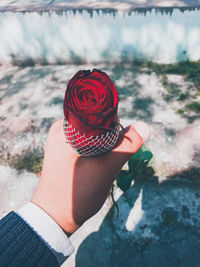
xmin=31 ymin=196 xmax=79 ymax=235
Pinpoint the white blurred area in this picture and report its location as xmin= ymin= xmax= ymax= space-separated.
xmin=0 ymin=9 xmax=199 ymax=65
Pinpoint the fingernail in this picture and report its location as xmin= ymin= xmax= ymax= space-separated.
xmin=133 ymin=121 xmax=150 ymax=142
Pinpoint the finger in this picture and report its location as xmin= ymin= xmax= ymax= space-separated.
xmin=105 ymin=121 xmax=150 ymax=167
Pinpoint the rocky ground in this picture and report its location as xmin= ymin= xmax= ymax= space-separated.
xmin=0 ymin=61 xmax=200 ymax=266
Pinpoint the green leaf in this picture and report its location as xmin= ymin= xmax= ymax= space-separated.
xmin=128 ymin=148 xmax=143 ymax=173
xmin=128 ymin=145 xmax=154 ymax=175
xmin=141 ymin=145 xmax=154 ymax=166
xmin=117 ymin=170 xmax=133 ymax=192
xmin=142 ymin=151 xmax=153 ymax=162
xmin=141 ymin=144 xmax=151 ymax=153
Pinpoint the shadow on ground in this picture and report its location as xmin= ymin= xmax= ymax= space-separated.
xmin=109 ymin=62 xmax=155 ymax=122
xmin=75 ymin=167 xmax=200 ymax=267
xmin=109 ymin=61 xmax=200 ymax=123
xmin=0 ymin=66 xmax=54 ymax=100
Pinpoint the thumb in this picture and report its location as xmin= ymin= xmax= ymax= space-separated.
xmin=107 ymin=121 xmax=150 ymax=167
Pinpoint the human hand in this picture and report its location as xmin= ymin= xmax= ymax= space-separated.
xmin=32 ymin=119 xmax=150 ymax=234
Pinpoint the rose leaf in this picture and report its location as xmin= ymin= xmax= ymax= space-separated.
xmin=117 ymin=170 xmax=133 ymax=192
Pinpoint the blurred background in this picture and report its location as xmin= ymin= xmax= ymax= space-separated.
xmin=0 ymin=1 xmax=200 ymax=266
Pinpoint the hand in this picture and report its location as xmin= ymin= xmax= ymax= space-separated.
xmin=32 ymin=119 xmax=150 ymax=234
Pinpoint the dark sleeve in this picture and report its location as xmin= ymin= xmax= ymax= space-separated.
xmin=0 ymin=211 xmax=59 ymax=267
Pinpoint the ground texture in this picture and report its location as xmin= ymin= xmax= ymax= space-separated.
xmin=0 ymin=61 xmax=200 ymax=266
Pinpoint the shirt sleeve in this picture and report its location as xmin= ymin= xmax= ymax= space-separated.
xmin=17 ymin=202 xmax=75 ymax=266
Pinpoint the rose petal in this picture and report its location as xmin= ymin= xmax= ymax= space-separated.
xmin=63 ymin=69 xmax=119 ymax=134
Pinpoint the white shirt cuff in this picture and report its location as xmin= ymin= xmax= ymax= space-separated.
xmin=16 ymin=202 xmax=75 ymax=266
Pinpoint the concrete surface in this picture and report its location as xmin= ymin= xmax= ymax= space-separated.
xmin=74 ymin=180 xmax=200 ymax=267
xmin=0 ymin=61 xmax=199 ymax=266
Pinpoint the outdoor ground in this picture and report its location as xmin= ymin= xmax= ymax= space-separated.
xmin=0 ymin=60 xmax=200 ymax=266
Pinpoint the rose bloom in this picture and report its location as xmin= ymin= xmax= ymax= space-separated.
xmin=63 ymin=69 xmax=120 ymax=156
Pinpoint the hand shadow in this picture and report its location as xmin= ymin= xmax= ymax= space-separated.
xmin=72 ymin=155 xmax=200 ymax=267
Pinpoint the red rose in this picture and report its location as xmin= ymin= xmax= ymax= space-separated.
xmin=63 ymin=69 xmax=120 ymax=156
